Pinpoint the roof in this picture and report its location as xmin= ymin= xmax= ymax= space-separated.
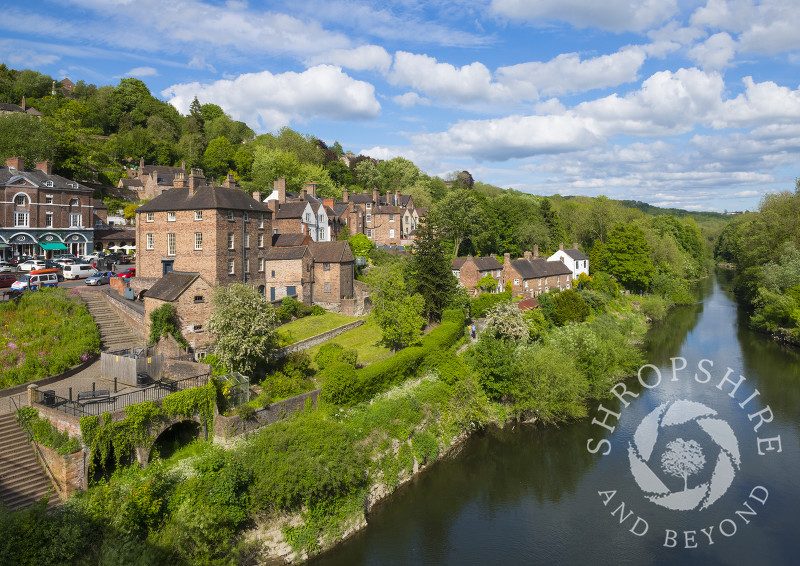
xmin=274 ymin=202 xmax=308 ymax=219
xmin=272 ymin=233 xmax=311 ymax=247
xmin=415 ymin=207 xmax=428 ymax=217
xmin=510 ymin=258 xmax=572 ymax=280
xmin=142 ymin=165 xmax=184 ymax=185
xmin=308 ymin=240 xmax=355 ymax=263
xmin=120 ymin=178 xmax=143 ymax=188
xmin=564 ymin=248 xmax=589 ymax=261
xmin=145 ymin=271 xmax=199 ymax=301
xmin=93 ymin=199 xmax=107 ymax=210
xmin=265 ymin=246 xmax=309 ymax=261
xmin=517 ymin=298 xmax=540 ymax=311
xmin=452 ymin=256 xmax=502 ymax=272
xmin=375 ymin=205 xmax=404 ymax=214
xmin=0 ymin=167 xmax=92 ymax=193
xmin=136 ymin=185 xmax=273 ymax=213
xmin=0 ymin=103 xmax=42 ymax=115
xmin=349 ymin=193 xmax=375 ymax=204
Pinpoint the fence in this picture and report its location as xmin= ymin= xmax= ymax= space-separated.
xmin=39 ymin=373 xmax=210 ymax=417
xmin=101 ymin=345 xmax=163 ymax=386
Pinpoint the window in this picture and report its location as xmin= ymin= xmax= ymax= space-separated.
xmin=323 ymin=262 xmax=330 ymax=271
xmin=243 ymin=212 xmax=249 ymax=223
xmin=367 ymin=228 xmax=372 ymax=238
xmin=366 ymin=203 xmax=371 ymax=210
xmin=453 ymin=270 xmax=460 ymax=278
xmin=305 ymin=213 xmax=311 ymax=222
xmin=227 ymin=211 xmax=234 ymax=222
xmin=45 ymin=181 xmax=53 ymax=188
xmin=366 ymin=213 xmax=371 ymax=222
xmin=244 ymin=233 xmax=250 ymax=248
xmin=14 ymin=211 xmax=28 ymax=227
xmin=69 ymin=213 xmax=82 ymax=227
xmin=514 ymin=278 xmax=520 ymax=285
xmin=258 ymin=233 xmax=264 ymax=248
xmin=258 ymin=214 xmax=264 ymax=228
xmin=228 ymin=258 xmax=235 ymax=275
xmin=389 ymin=213 xmax=394 ymax=222
xmin=258 ymin=258 xmax=264 ymax=272
xmin=324 ymin=282 xmax=331 ymax=293
xmin=194 ymin=210 xmax=202 ymax=221
xmin=167 ymin=211 xmax=176 ymax=222
xmin=245 ymin=259 xmax=250 ymax=273
xmin=271 ymin=270 xmax=275 ymax=277
xmin=147 ymin=233 xmax=154 ymax=250
xmin=273 ymin=228 xmax=278 ymax=235
xmin=405 ymin=216 xmax=409 ymax=224
xmin=167 ymin=233 xmax=176 ymax=256
xmin=227 ymin=233 xmax=234 ymax=250
xmin=69 ymin=198 xmax=79 ymax=206
xmin=318 ymin=228 xmax=325 ymax=240
xmin=45 ymin=195 xmax=53 ymax=204
xmin=194 ymin=295 xmax=204 ymax=303
xmin=146 ymin=212 xmax=154 ymax=222
xmin=45 ymin=212 xmax=53 ymax=227
xmin=14 ymin=195 xmax=27 ymax=206
xmin=389 ymin=229 xmax=395 ymax=239
xmin=193 ymin=324 xmax=203 ymax=332
xmin=195 ymin=232 xmax=202 ymax=250
xmin=318 ymin=214 xmax=324 ymax=223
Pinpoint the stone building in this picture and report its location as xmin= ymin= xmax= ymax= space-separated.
xmin=452 ymin=255 xmax=503 ymax=296
xmin=0 ymin=157 xmax=94 ymax=260
xmin=501 ymin=247 xmax=573 ymax=298
xmin=118 ymin=157 xmax=188 ymax=200
xmin=143 ymin=271 xmax=214 ymax=350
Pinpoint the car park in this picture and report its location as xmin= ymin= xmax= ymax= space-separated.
xmin=85 ymin=271 xmax=112 ymax=286
xmin=63 ymin=264 xmax=98 ymax=280
xmin=0 ymin=273 xmax=16 ymax=288
xmin=117 ymin=268 xmax=136 ymax=278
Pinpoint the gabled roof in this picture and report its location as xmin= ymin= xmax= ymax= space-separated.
xmin=272 ymin=233 xmax=311 ymax=247
xmin=308 ymin=240 xmax=355 ymax=263
xmin=0 ymin=167 xmax=91 ymax=193
xmin=375 ymin=205 xmax=404 ymax=214
xmin=333 ymin=203 xmax=350 ymax=217
xmin=415 ymin=207 xmax=428 ymax=217
xmin=452 ymin=257 xmax=467 ymax=270
xmin=265 ymin=246 xmax=310 ymax=261
xmin=510 ymin=258 xmax=571 ymax=280
xmin=145 ymin=271 xmax=200 ymax=302
xmin=275 ymin=201 xmax=308 ymax=219
xmin=473 ymin=256 xmax=502 ymax=271
xmin=564 ymin=248 xmax=589 ymax=261
xmin=349 ymin=193 xmax=374 ymax=204
xmin=119 ymin=178 xmax=143 ymax=188
xmin=136 ymin=185 xmax=272 ymax=213
xmin=142 ymin=165 xmax=184 ymax=185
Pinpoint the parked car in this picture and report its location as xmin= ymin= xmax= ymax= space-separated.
xmin=11 ymin=271 xmax=59 ymax=291
xmin=0 ymin=262 xmax=15 ymax=273
xmin=17 ymin=259 xmax=47 ymax=272
xmin=63 ymin=264 xmax=98 ymax=280
xmin=117 ymin=268 xmax=136 ymax=278
xmin=85 ymin=271 xmax=112 ymax=286
xmin=0 ymin=273 xmax=17 ymax=288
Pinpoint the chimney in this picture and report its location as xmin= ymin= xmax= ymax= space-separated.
xmin=188 ymin=168 xmax=205 ymax=196
xmin=504 ymin=253 xmax=510 ymax=264
xmin=394 ymin=192 xmax=398 ymax=206
xmin=559 ymin=243 xmax=564 ymax=251
xmin=342 ymin=188 xmax=348 ymax=203
xmin=35 ymin=160 xmax=52 ymax=175
xmin=524 ymin=250 xmax=532 ymax=260
xmin=267 ymin=200 xmax=278 ymax=213
xmin=6 ymin=156 xmax=24 ymax=170
xmin=323 ymin=197 xmax=334 ymax=209
xmin=275 ymin=177 xmax=286 ymax=203
xmin=253 ymin=190 xmax=261 ymax=202
xmin=301 ymin=189 xmax=308 ymax=200
xmin=181 ymin=160 xmax=186 ymax=170
xmin=573 ymin=242 xmax=579 ymax=249
xmin=173 ymin=171 xmax=186 ymax=188
xmin=304 ymin=182 xmax=317 ymax=198
xmin=223 ymin=173 xmax=235 ymax=188
xmin=533 ymin=244 xmax=539 ymax=258
xmin=372 ymin=187 xmax=379 ymax=204
xmin=139 ymin=156 xmax=145 ymax=172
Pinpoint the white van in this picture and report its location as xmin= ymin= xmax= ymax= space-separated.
xmin=11 ymin=272 xmax=59 ymax=291
xmin=63 ymin=264 xmax=98 ymax=280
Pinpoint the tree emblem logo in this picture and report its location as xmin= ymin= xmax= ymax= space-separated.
xmin=628 ymin=400 xmax=740 ymax=511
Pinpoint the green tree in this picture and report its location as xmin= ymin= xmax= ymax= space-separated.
xmin=348 ymin=233 xmax=375 ymax=259
xmin=353 ymin=159 xmax=379 ymax=190
xmin=484 ymin=302 xmax=529 ymax=340
xmin=601 ymin=223 xmax=654 ymax=292
xmin=410 ymin=219 xmax=457 ymax=322
xmin=432 ymin=189 xmax=485 ymax=257
xmin=0 ymin=113 xmax=57 ymax=166
xmin=377 ymin=157 xmax=420 ymax=192
xmin=203 ymin=136 xmax=234 ymax=180
xmin=367 ymin=264 xmax=426 ymax=351
xmin=207 ymin=284 xmax=278 ymax=375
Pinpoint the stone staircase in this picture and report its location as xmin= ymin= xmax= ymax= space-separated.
xmin=82 ymin=293 xmax=139 ymax=351
xmin=0 ymin=413 xmax=60 ymax=512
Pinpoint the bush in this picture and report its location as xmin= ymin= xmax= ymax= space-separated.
xmin=639 ymin=295 xmax=669 ymax=321
xmin=471 ymin=291 xmax=511 ymax=318
xmin=314 ymin=343 xmax=358 ymax=371
xmin=421 ymin=349 xmax=469 ymax=385
xmin=412 ymin=431 xmax=439 ymax=465
xmin=237 ymin=404 xmax=256 ymax=421
xmin=550 ymin=289 xmax=591 ymax=326
xmin=149 ymin=303 xmax=188 ymax=348
xmin=320 ymin=362 xmax=360 ymax=405
xmin=311 ymin=305 xmax=326 ymax=316
xmin=281 ymin=296 xmax=300 ymax=317
xmin=297 ymin=301 xmax=313 ymax=317
xmin=17 ymin=408 xmax=81 ymax=455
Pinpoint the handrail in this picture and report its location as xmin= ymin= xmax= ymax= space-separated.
xmin=10 ymin=396 xmax=64 ymax=500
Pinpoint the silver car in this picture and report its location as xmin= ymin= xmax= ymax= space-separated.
xmin=84 ymin=271 xmax=112 ymax=286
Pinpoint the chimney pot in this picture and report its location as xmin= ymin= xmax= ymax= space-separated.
xmin=503 ymin=252 xmax=510 ymax=263
xmin=253 ymin=190 xmax=261 ymax=202
xmin=559 ymin=243 xmax=564 ymax=251
xmin=301 ymin=189 xmax=308 ymax=200
xmin=573 ymin=242 xmax=579 ymax=249
xmin=524 ymin=250 xmax=532 ymax=260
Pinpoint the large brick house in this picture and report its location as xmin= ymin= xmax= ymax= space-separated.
xmin=452 ymin=255 xmax=503 ymax=296
xmin=1 ymin=157 xmax=94 ymax=260
xmin=118 ymin=157 xmax=187 ymax=200
xmin=135 ymin=173 xmax=272 ymax=284
xmin=265 ymin=179 xmax=332 ymax=241
xmin=548 ymin=243 xmax=589 ymax=279
xmin=502 ymin=247 xmax=573 ymax=298
xmin=341 ymin=188 xmax=419 ymax=245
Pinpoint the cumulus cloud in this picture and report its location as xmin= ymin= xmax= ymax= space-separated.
xmin=307 ymin=45 xmax=392 ymax=73
xmin=0 ymin=40 xmax=60 ymax=67
xmin=122 ymin=66 xmax=158 ymax=77
xmin=392 ymin=92 xmax=430 ymax=108
xmin=162 ymin=65 xmax=380 ymax=132
xmin=712 ymin=77 xmax=800 ymax=128
xmin=490 ymin=0 xmax=678 ymax=32
xmin=688 ymin=33 xmax=737 ymax=70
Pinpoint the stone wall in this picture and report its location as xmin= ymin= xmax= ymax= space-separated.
xmin=214 ymin=388 xmax=320 ymax=440
xmin=36 ymin=444 xmax=88 ymax=496
xmin=97 ymin=289 xmax=147 ymax=340
xmin=275 ymin=319 xmax=365 ymax=358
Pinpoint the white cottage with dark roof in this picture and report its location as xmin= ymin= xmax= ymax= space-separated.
xmin=548 ymin=243 xmax=589 ymax=279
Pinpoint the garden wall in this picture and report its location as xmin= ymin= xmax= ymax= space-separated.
xmin=275 ymin=320 xmax=365 ymax=358
xmin=214 ymin=388 xmax=320 ymax=441
xmin=36 ymin=444 xmax=88 ymax=496
xmin=94 ymin=289 xmax=147 ymax=340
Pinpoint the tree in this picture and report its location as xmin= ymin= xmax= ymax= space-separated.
xmin=207 ymin=284 xmax=279 ymax=375
xmin=484 ymin=302 xmax=529 ymax=340
xmin=433 ymin=189 xmax=484 ymax=257
xmin=601 ymin=223 xmax=654 ymax=292
xmin=203 ymin=136 xmax=234 ymax=180
xmin=367 ymin=264 xmax=425 ymax=352
xmin=377 ymin=157 xmax=420 ymax=192
xmin=353 ymin=159 xmax=379 ymax=190
xmin=348 ymin=233 xmax=375 ymax=259
xmin=661 ymin=438 xmax=706 ymax=491
xmin=410 ymin=219 xmax=458 ymax=322
xmin=550 ymin=289 xmax=590 ymax=326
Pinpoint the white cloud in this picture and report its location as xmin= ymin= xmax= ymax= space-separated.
xmin=490 ymin=0 xmax=678 ymax=32
xmin=123 ymin=66 xmax=158 ymax=77
xmin=0 ymin=40 xmax=60 ymax=67
xmin=307 ymin=45 xmax=392 ymax=73
xmin=688 ymin=33 xmax=737 ymax=70
xmin=712 ymin=76 xmax=800 ymax=128
xmin=392 ymin=92 xmax=430 ymax=108
xmin=162 ymin=65 xmax=380 ymax=132
xmin=188 ymin=56 xmax=216 ymax=73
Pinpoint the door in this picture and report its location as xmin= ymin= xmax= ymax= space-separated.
xmin=270 ymin=287 xmax=276 ymax=301
xmin=162 ymin=260 xmax=174 ymax=276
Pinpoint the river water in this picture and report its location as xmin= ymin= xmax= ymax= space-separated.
xmin=312 ymin=272 xmax=799 ymax=565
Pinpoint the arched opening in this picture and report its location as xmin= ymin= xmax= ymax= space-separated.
xmin=89 ymin=444 xmax=133 ymax=484
xmin=149 ymin=420 xmax=202 ymax=462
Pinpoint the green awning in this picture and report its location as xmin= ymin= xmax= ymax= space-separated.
xmin=40 ymin=242 xmax=68 ymax=250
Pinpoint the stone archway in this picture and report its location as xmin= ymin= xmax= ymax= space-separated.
xmin=134 ymin=414 xmax=207 ymax=467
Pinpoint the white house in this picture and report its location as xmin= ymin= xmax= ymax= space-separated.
xmin=548 ymin=243 xmax=589 ymax=279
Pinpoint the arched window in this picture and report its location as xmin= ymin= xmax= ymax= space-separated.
xmin=14 ymin=194 xmax=28 ymax=207
xmin=258 ymin=285 xmax=265 ymax=296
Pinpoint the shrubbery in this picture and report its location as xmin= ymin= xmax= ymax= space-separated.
xmin=314 ymin=343 xmax=358 ymax=370
xmin=471 ymin=291 xmax=511 ymax=318
xmin=16 ymin=407 xmax=81 ymax=455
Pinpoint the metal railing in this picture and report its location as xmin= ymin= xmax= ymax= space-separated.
xmin=10 ymin=396 xmax=64 ymax=499
xmin=40 ymin=373 xmax=210 ymax=417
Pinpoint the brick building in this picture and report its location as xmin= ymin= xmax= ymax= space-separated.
xmin=548 ymin=243 xmax=590 ymax=279
xmin=143 ymin=271 xmax=214 ymax=350
xmin=265 ymin=178 xmax=332 ymax=241
xmin=452 ymin=255 xmax=503 ymax=296
xmin=1 ymin=157 xmax=94 ymax=260
xmin=264 ymin=245 xmax=313 ymax=303
xmin=340 ymin=187 xmax=418 ymax=245
xmin=118 ymin=157 xmax=187 ymax=199
xmin=135 ymin=173 xmax=272 ymax=284
xmin=502 ymin=247 xmax=573 ymax=298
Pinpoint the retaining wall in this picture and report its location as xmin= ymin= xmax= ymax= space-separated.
xmin=214 ymin=388 xmax=320 ymax=441
xmin=36 ymin=444 xmax=88 ymax=496
xmin=275 ymin=319 xmax=365 ymax=358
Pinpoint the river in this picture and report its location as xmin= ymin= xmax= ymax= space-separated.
xmin=311 ymin=271 xmax=799 ymax=565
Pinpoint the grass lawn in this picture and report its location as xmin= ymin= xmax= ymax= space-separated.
xmin=304 ymin=316 xmax=392 ymax=367
xmin=276 ymin=312 xmax=359 ymax=345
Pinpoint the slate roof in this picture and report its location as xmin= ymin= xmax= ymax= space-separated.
xmin=0 ymin=103 xmax=42 ymax=115
xmin=0 ymin=167 xmax=92 ymax=193
xmin=272 ymin=233 xmax=310 ymax=247
xmin=265 ymin=246 xmax=309 ymax=261
xmin=564 ymin=248 xmax=589 ymax=261
xmin=145 ymin=271 xmax=199 ymax=301
xmin=415 ymin=207 xmax=428 ymax=217
xmin=141 ymin=165 xmax=184 ymax=185
xmin=452 ymin=256 xmax=502 ymax=271
xmin=120 ymin=178 xmax=143 ymax=188
xmin=275 ymin=201 xmax=307 ymax=219
xmin=333 ymin=203 xmax=349 ymax=217
xmin=375 ymin=205 xmax=404 ymax=214
xmin=510 ymin=258 xmax=572 ymax=280
xmin=308 ymin=240 xmax=354 ymax=263
xmin=348 ymin=193 xmax=375 ymax=204
xmin=136 ymin=185 xmax=273 ymax=213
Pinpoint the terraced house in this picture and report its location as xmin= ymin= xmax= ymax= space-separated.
xmin=1 ymin=157 xmax=94 ymax=260
xmin=502 ymin=246 xmax=573 ymax=298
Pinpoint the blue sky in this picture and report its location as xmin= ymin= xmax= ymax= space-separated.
xmin=3 ymin=1 xmax=800 ymax=212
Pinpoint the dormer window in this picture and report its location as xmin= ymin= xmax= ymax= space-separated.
xmin=45 ymin=180 xmax=54 ymax=188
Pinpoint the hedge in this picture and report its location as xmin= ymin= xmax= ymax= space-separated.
xmin=322 ymin=309 xmax=465 ymax=405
